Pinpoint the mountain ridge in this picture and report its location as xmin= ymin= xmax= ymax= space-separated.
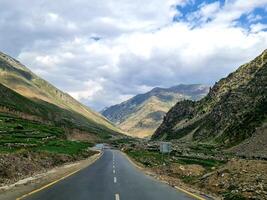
xmin=102 ymin=84 xmax=209 ymax=138
xmin=153 ymin=49 xmax=267 ymax=151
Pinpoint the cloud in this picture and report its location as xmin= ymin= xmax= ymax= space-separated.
xmin=0 ymin=0 xmax=267 ymax=110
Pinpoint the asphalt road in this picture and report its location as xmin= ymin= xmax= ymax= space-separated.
xmin=24 ymin=149 xmax=198 ymax=200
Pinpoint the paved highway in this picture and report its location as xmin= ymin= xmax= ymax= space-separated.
xmin=23 ymin=149 xmax=199 ymax=200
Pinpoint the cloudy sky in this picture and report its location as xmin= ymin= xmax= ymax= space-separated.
xmin=0 ymin=0 xmax=267 ymax=111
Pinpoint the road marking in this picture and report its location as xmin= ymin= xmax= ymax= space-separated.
xmin=115 ymin=193 xmax=120 ymax=200
xmin=16 ymin=169 xmax=78 ymax=200
xmin=122 ymin=151 xmax=206 ymax=200
xmin=16 ymin=152 xmax=103 ymax=200
xmin=114 ymin=177 xmax=117 ymax=183
xmin=113 ymin=169 xmax=115 ymax=174
xmin=174 ymin=186 xmax=206 ymax=200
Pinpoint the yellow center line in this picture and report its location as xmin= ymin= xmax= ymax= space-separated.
xmin=16 ymin=152 xmax=103 ymax=200
xmin=174 ymin=186 xmax=206 ymax=200
xmin=16 ymin=169 xmax=79 ymax=200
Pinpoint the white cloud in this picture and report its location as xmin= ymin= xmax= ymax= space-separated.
xmin=69 ymin=80 xmax=104 ymax=100
xmin=250 ymin=23 xmax=267 ymax=33
xmin=247 ymin=13 xmax=262 ymax=23
xmin=1 ymin=0 xmax=267 ymax=110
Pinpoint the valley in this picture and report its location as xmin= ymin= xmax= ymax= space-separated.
xmin=1 ymin=1 xmax=267 ymax=200
xmin=1 ymin=49 xmax=267 ymax=200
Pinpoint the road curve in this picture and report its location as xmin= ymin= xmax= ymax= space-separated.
xmin=23 ymin=149 xmax=199 ymax=200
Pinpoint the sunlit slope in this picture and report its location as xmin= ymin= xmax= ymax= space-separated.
xmin=0 ymin=51 xmax=119 ymax=137
xmin=102 ymin=84 xmax=209 ymax=138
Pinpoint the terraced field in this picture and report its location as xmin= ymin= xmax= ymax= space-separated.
xmin=0 ymin=113 xmax=93 ymax=155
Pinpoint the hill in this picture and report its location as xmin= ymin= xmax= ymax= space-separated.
xmin=0 ymin=51 xmax=120 ymax=140
xmin=153 ymin=50 xmax=267 ymax=153
xmin=102 ymin=84 xmax=209 ymax=138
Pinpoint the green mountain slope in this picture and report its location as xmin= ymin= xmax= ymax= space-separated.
xmin=0 ymin=51 xmax=120 ymax=139
xmin=153 ymin=50 xmax=267 ymax=148
xmin=102 ymin=84 xmax=209 ymax=138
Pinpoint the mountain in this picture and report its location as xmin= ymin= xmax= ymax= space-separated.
xmin=153 ymin=50 xmax=267 ymax=151
xmin=101 ymin=84 xmax=209 ymax=138
xmin=0 ymin=51 xmax=120 ymax=140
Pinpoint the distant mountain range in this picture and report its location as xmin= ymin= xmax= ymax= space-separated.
xmin=101 ymin=84 xmax=209 ymax=138
xmin=0 ymin=51 xmax=119 ymax=140
xmin=153 ymin=50 xmax=267 ymax=156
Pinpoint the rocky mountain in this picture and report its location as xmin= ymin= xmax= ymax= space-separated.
xmin=0 ymin=51 xmax=120 ymax=139
xmin=102 ymin=84 xmax=209 ymax=138
xmin=153 ymin=50 xmax=267 ymax=152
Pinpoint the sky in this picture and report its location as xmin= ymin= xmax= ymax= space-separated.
xmin=0 ymin=0 xmax=267 ymax=111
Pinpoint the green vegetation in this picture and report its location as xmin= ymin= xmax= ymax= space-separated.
xmin=125 ymin=149 xmax=225 ymax=169
xmin=174 ymin=155 xmax=225 ymax=168
xmin=188 ymin=143 xmax=219 ymax=156
xmin=126 ymin=150 xmax=166 ymax=167
xmin=0 ymin=113 xmax=93 ymax=156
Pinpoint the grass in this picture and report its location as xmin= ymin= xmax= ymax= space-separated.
xmin=126 ymin=149 xmax=165 ymax=167
xmin=0 ymin=113 xmax=93 ymax=156
xmin=125 ymin=149 xmax=225 ymax=169
xmin=188 ymin=142 xmax=219 ymax=156
xmin=174 ymin=155 xmax=225 ymax=169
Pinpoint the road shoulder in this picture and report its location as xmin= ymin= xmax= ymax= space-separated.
xmin=0 ymin=152 xmax=103 ymax=200
xmin=121 ymin=151 xmax=218 ymax=200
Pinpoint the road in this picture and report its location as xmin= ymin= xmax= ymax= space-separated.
xmin=23 ymin=149 xmax=199 ymax=200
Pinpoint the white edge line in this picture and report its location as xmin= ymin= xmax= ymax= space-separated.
xmin=115 ymin=193 xmax=120 ymax=200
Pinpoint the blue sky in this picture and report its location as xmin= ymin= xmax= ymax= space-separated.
xmin=175 ymin=0 xmax=225 ymax=19
xmin=0 ymin=0 xmax=267 ymax=110
xmin=175 ymin=0 xmax=267 ymax=28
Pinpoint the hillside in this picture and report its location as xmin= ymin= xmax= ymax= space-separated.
xmin=102 ymin=84 xmax=209 ymax=138
xmin=0 ymin=51 xmax=120 ymax=140
xmin=153 ymin=50 xmax=267 ymax=151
